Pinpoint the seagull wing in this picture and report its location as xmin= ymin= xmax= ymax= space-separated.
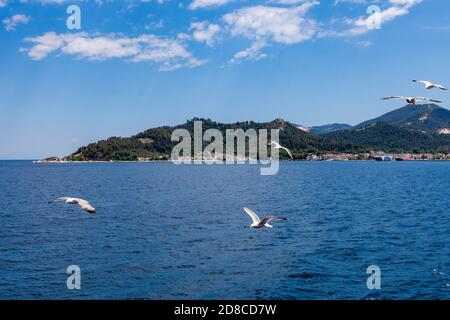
xmin=414 ymin=97 xmax=442 ymax=103
xmin=382 ymin=96 xmax=407 ymax=100
xmin=74 ymin=198 xmax=96 ymax=213
xmin=260 ymin=216 xmax=287 ymax=225
xmin=270 ymin=141 xmax=293 ymax=159
xmin=281 ymin=147 xmax=293 ymax=159
xmin=49 ymin=197 xmax=68 ymax=204
xmin=436 ymin=84 xmax=447 ymax=90
xmin=243 ymin=207 xmax=260 ymax=224
xmin=270 ymin=140 xmax=281 ymax=148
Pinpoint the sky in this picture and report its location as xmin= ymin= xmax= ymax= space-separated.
xmin=0 ymin=0 xmax=449 ymax=159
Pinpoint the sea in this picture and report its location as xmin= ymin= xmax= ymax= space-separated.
xmin=0 ymin=160 xmax=449 ymax=299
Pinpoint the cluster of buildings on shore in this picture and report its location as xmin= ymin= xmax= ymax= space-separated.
xmin=308 ymin=152 xmax=450 ymax=161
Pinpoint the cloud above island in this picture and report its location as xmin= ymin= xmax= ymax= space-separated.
xmin=3 ymin=14 xmax=30 ymax=31
xmin=190 ymin=21 xmax=221 ymax=46
xmin=339 ymin=0 xmax=422 ymax=36
xmin=23 ymin=32 xmax=206 ymax=71
xmin=224 ymin=2 xmax=319 ymax=61
xmin=189 ymin=0 xmax=232 ymax=10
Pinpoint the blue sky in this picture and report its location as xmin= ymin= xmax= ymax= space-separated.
xmin=0 ymin=0 xmax=449 ymax=159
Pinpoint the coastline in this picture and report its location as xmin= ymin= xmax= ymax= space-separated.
xmin=34 ymin=157 xmax=450 ymax=164
xmin=34 ymin=151 xmax=450 ymax=163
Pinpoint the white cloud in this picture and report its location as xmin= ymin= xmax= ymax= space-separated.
xmin=224 ymin=3 xmax=319 ymax=45
xmin=339 ymin=0 xmax=422 ymax=36
xmin=388 ymin=0 xmax=420 ymax=5
xmin=177 ymin=32 xmax=191 ymax=40
xmin=145 ymin=19 xmax=164 ymax=30
xmin=22 ymin=32 xmax=206 ymax=71
xmin=3 ymin=14 xmax=30 ymax=31
xmin=333 ymin=0 xmax=420 ymax=6
xmin=189 ymin=0 xmax=230 ymax=10
xmin=0 ymin=0 xmax=7 ymax=8
xmin=223 ymin=2 xmax=318 ymax=61
xmin=190 ymin=21 xmax=221 ymax=46
xmin=229 ymin=39 xmax=267 ymax=64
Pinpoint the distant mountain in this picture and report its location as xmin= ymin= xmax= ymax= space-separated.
xmin=309 ymin=123 xmax=352 ymax=135
xmin=356 ymin=104 xmax=450 ymax=134
xmin=326 ymin=122 xmax=450 ymax=153
xmin=66 ymin=118 xmax=358 ymax=161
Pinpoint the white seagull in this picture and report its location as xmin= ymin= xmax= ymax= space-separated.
xmin=382 ymin=96 xmax=442 ymax=105
xmin=53 ymin=197 xmax=96 ymax=214
xmin=269 ymin=140 xmax=293 ymax=159
xmin=243 ymin=207 xmax=287 ymax=229
xmin=413 ymin=80 xmax=447 ymax=91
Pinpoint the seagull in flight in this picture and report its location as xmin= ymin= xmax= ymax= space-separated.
xmin=269 ymin=140 xmax=293 ymax=159
xmin=243 ymin=207 xmax=287 ymax=229
xmin=382 ymin=96 xmax=442 ymax=105
xmin=413 ymin=80 xmax=447 ymax=91
xmin=52 ymin=197 xmax=96 ymax=214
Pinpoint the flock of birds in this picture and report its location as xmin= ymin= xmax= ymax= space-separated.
xmin=50 ymin=140 xmax=294 ymax=229
xmin=52 ymin=80 xmax=447 ymax=229
xmin=383 ymin=79 xmax=447 ymax=105
xmin=243 ymin=79 xmax=446 ymax=228
xmin=261 ymin=80 xmax=447 ymax=227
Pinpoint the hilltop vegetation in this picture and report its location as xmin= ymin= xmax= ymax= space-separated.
xmin=324 ymin=104 xmax=450 ymax=153
xmin=356 ymin=104 xmax=450 ymax=134
xmin=309 ymin=123 xmax=352 ymax=135
xmin=63 ymin=105 xmax=450 ymax=161
xmin=67 ymin=137 xmax=170 ymax=161
xmin=325 ymin=122 xmax=450 ymax=153
xmin=66 ymin=118 xmax=358 ymax=161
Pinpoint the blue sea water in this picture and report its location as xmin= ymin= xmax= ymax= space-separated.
xmin=0 ymin=160 xmax=449 ymax=300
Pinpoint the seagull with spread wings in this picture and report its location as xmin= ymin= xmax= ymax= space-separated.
xmin=52 ymin=197 xmax=96 ymax=214
xmin=413 ymin=80 xmax=447 ymax=91
xmin=382 ymin=96 xmax=442 ymax=105
xmin=243 ymin=207 xmax=287 ymax=229
xmin=269 ymin=140 xmax=293 ymax=159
